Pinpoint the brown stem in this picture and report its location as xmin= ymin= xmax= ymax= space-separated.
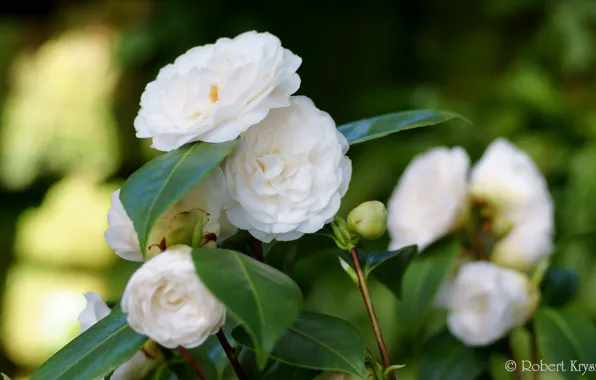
xmin=251 ymin=238 xmax=264 ymax=262
xmin=178 ymin=347 xmax=208 ymax=380
xmin=216 ymin=330 xmax=246 ymax=380
xmin=350 ymin=247 xmax=395 ymax=380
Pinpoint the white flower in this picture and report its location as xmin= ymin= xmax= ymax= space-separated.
xmin=134 ymin=31 xmax=302 ymax=151
xmin=121 ymin=245 xmax=225 ymax=349
xmin=78 ymin=292 xmax=160 ymax=380
xmin=104 ymin=168 xmax=236 ymax=261
xmin=469 ymin=138 xmax=553 ymax=270
xmin=224 ymin=96 xmax=352 ymax=242
xmin=445 ymin=261 xmax=539 ymax=346
xmin=387 ymin=147 xmax=469 ymax=251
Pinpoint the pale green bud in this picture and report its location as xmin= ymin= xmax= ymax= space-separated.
xmin=347 ymin=201 xmax=388 ymax=240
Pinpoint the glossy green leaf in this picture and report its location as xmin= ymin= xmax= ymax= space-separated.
xmin=540 ymin=268 xmax=579 ymax=307
xmin=534 ymin=308 xmax=596 ymax=380
xmin=193 ymin=248 xmax=302 ymax=368
xmin=418 ymin=329 xmax=488 ymax=380
xmin=347 ymin=245 xmax=417 ymax=298
xmin=31 ymin=309 xmax=147 ymax=380
xmin=233 ymin=312 xmax=367 ymax=378
xmin=399 ymin=238 xmax=460 ymax=329
xmin=120 ymin=140 xmax=237 ymax=253
xmin=262 ymin=362 xmax=321 ymax=380
xmin=337 ymin=110 xmax=469 ymax=145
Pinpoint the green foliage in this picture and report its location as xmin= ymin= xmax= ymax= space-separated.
xmin=30 ymin=308 xmax=147 ymax=380
xmin=337 ymin=110 xmax=469 ymax=145
xmin=233 ymin=312 xmax=367 ymax=378
xmin=540 ymin=268 xmax=579 ymax=307
xmin=418 ymin=329 xmax=488 ymax=380
xmin=261 ymin=362 xmax=321 ymax=380
xmin=192 ymin=248 xmax=302 ymax=368
xmin=120 ymin=140 xmax=237 ymax=254
xmin=398 ymin=238 xmax=461 ymax=331
xmin=354 ymin=245 xmax=418 ymax=298
xmin=169 ymin=350 xmax=218 ymax=380
xmin=534 ymin=308 xmax=596 ymax=380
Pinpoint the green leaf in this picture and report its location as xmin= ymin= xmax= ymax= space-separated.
xmin=399 ymin=238 xmax=460 ymax=329
xmin=418 ymin=329 xmax=488 ymax=380
xmin=347 ymin=245 xmax=417 ymax=298
xmin=233 ymin=312 xmax=367 ymax=378
xmin=337 ymin=110 xmax=469 ymax=145
xmin=534 ymin=308 xmax=596 ymax=380
xmin=540 ymin=268 xmax=579 ymax=307
xmin=192 ymin=248 xmax=302 ymax=368
xmin=31 ymin=309 xmax=147 ymax=380
xmin=262 ymin=362 xmax=321 ymax=380
xmin=120 ymin=140 xmax=237 ymax=253
xmin=148 ymin=365 xmax=179 ymax=380
xmin=170 ymin=350 xmax=218 ymax=380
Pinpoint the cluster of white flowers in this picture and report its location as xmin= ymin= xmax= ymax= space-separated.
xmin=78 ymin=30 xmax=353 ymax=367
xmin=387 ymin=138 xmax=552 ymax=346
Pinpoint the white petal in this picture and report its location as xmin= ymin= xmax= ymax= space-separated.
xmin=387 ymin=146 xmax=470 ymax=251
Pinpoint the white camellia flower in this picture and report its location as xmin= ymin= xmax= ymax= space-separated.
xmin=469 ymin=138 xmax=553 ymax=270
xmin=121 ymin=245 xmax=225 ymax=349
xmin=78 ymin=292 xmax=161 ymax=380
xmin=224 ymin=96 xmax=352 ymax=242
xmin=387 ymin=147 xmax=469 ymax=251
xmin=104 ymin=168 xmax=236 ymax=261
xmin=134 ymin=31 xmax=302 ymax=151
xmin=445 ymin=261 xmax=539 ymax=346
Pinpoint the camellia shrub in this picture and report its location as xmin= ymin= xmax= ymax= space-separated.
xmin=27 ymin=31 xmax=593 ymax=380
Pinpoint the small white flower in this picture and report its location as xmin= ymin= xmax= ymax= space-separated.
xmin=78 ymin=292 xmax=159 ymax=380
xmin=224 ymin=96 xmax=352 ymax=242
xmin=104 ymin=168 xmax=236 ymax=261
xmin=445 ymin=261 xmax=539 ymax=346
xmin=387 ymin=147 xmax=469 ymax=251
xmin=470 ymin=138 xmax=553 ymax=270
xmin=134 ymin=31 xmax=302 ymax=151
xmin=121 ymin=245 xmax=225 ymax=349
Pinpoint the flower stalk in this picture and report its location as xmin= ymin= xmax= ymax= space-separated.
xmin=216 ymin=329 xmax=246 ymax=380
xmin=350 ymin=246 xmax=396 ymax=380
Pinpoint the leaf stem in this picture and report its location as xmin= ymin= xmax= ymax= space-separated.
xmin=216 ymin=329 xmax=246 ymax=380
xmin=251 ymin=238 xmax=264 ymax=262
xmin=178 ymin=347 xmax=209 ymax=380
xmin=350 ymin=247 xmax=395 ymax=380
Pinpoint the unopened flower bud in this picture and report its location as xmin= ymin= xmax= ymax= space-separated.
xmin=347 ymin=201 xmax=388 ymax=240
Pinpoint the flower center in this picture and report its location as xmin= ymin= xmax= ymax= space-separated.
xmin=208 ymin=84 xmax=219 ymax=103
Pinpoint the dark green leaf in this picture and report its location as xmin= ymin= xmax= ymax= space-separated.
xmin=193 ymin=248 xmax=302 ymax=368
xmin=337 ymin=110 xmax=469 ymax=145
xmin=534 ymin=308 xmax=596 ymax=380
xmin=399 ymin=237 xmax=460 ymax=329
xmin=262 ymin=362 xmax=321 ymax=380
xmin=347 ymin=245 xmax=417 ymax=298
xmin=239 ymin=349 xmax=266 ymax=380
xmin=418 ymin=329 xmax=488 ymax=380
xmin=170 ymin=350 xmax=218 ymax=380
xmin=120 ymin=140 xmax=237 ymax=253
xmin=233 ymin=312 xmax=367 ymax=378
xmin=30 ymin=309 xmax=147 ymax=380
xmin=540 ymin=268 xmax=579 ymax=307
xmin=148 ymin=364 xmax=179 ymax=380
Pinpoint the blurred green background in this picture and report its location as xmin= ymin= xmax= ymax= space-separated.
xmin=1 ymin=0 xmax=596 ymax=378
